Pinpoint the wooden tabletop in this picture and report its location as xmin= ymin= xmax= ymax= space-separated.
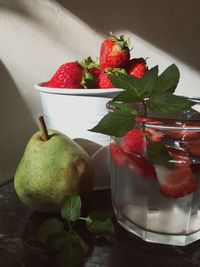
xmin=1 ymin=180 xmax=200 ymax=267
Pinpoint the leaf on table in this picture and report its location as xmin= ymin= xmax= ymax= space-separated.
xmin=36 ymin=218 xmax=64 ymax=243
xmin=45 ymin=231 xmax=67 ymax=252
xmin=60 ymin=194 xmax=81 ymax=222
xmin=86 ymin=212 xmax=115 ymax=236
xmin=57 ymin=244 xmax=83 ymax=267
xmin=57 ymin=231 xmax=85 ymax=267
xmin=71 ymin=230 xmax=88 ymax=256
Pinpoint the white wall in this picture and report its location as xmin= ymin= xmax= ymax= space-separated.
xmin=0 ymin=0 xmax=200 ymax=183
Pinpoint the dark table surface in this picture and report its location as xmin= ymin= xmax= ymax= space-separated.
xmin=1 ymin=180 xmax=200 ymax=267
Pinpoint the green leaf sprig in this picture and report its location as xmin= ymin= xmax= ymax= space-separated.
xmin=89 ymin=64 xmax=197 ymax=137
xmin=89 ymin=63 xmax=199 ymax=167
xmin=36 ymin=194 xmax=115 ymax=267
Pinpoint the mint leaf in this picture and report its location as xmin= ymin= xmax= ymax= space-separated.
xmin=147 ymin=140 xmax=173 ymax=167
xmin=61 ymin=194 xmax=81 ymax=222
xmin=148 ymin=92 xmax=196 ymax=115
xmin=71 ymin=231 xmax=88 ymax=256
xmin=113 ymin=89 xmax=142 ymax=103
xmin=89 ymin=110 xmax=135 ymax=137
xmin=137 ymin=66 xmax=158 ymax=97
xmin=86 ymin=212 xmax=115 ymax=236
xmin=155 ymin=64 xmax=180 ymax=93
xmin=109 ymin=74 xmax=142 ymax=96
xmin=108 ymin=101 xmax=137 ymax=113
xmin=57 ymin=232 xmax=83 ymax=267
xmin=82 ymin=71 xmax=96 ymax=89
xmin=45 ymin=232 xmax=66 ymax=252
xmin=36 ymin=218 xmax=64 ymax=243
xmin=111 ymin=67 xmax=158 ymax=102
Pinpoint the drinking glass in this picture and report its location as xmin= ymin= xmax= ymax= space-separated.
xmin=110 ymin=110 xmax=200 ymax=246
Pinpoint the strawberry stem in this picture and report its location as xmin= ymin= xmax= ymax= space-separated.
xmin=141 ymin=99 xmax=148 ymax=135
xmin=142 ymin=99 xmax=147 ymax=118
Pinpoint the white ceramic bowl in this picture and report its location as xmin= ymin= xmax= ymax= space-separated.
xmin=35 ymin=83 xmax=123 ymax=190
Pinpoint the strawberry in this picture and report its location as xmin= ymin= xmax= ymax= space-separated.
xmin=145 ymin=128 xmax=165 ymax=142
xmin=48 ymin=62 xmax=84 ymax=88
xmin=191 ymin=163 xmax=200 ymax=177
xmin=89 ymin=67 xmax=101 ymax=80
xmin=166 ymin=121 xmax=200 ymax=141
xmin=120 ymin=128 xmax=146 ymax=155
xmin=167 ymin=146 xmax=191 ymax=167
xmin=135 ymin=117 xmax=165 ymax=142
xmin=128 ymin=153 xmax=157 ymax=181
xmin=159 ymin=167 xmax=198 ymax=198
xmin=97 ymin=68 xmax=127 ymax=89
xmin=110 ymin=144 xmax=129 ymax=167
xmin=110 ymin=144 xmax=157 ymax=181
xmin=79 ymin=56 xmax=101 ymax=82
xmin=126 ymin=58 xmax=148 ymax=79
xmin=97 ymin=72 xmax=115 ymax=89
xmin=184 ymin=139 xmax=200 ymax=158
xmin=100 ymin=33 xmax=130 ymax=70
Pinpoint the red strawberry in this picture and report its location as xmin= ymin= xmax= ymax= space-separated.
xmin=191 ymin=163 xmax=200 ymax=177
xmin=135 ymin=117 xmax=165 ymax=142
xmin=184 ymin=139 xmax=200 ymax=158
xmin=110 ymin=144 xmax=157 ymax=181
xmin=166 ymin=121 xmax=200 ymax=141
xmin=120 ymin=128 xmax=146 ymax=155
xmin=97 ymin=72 xmax=115 ymax=89
xmin=100 ymin=33 xmax=130 ymax=70
xmin=128 ymin=153 xmax=157 ymax=181
xmin=89 ymin=67 xmax=101 ymax=79
xmin=159 ymin=167 xmax=198 ymax=198
xmin=145 ymin=128 xmax=165 ymax=142
xmin=126 ymin=58 xmax=148 ymax=79
xmin=48 ymin=62 xmax=84 ymax=88
xmin=167 ymin=146 xmax=191 ymax=167
xmin=110 ymin=144 xmax=129 ymax=167
xmin=97 ymin=68 xmax=127 ymax=89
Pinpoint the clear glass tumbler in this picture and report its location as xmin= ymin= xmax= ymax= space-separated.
xmin=110 ymin=116 xmax=200 ymax=246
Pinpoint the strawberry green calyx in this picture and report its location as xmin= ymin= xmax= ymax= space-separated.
xmin=79 ymin=57 xmax=99 ymax=70
xmin=109 ymin=32 xmax=130 ymax=51
xmin=81 ymin=69 xmax=96 ymax=89
xmin=105 ymin=67 xmax=128 ymax=76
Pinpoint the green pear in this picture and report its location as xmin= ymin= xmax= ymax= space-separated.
xmin=14 ymin=129 xmax=94 ymax=212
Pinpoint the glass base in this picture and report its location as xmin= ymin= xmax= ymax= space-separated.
xmin=115 ymin=209 xmax=200 ymax=246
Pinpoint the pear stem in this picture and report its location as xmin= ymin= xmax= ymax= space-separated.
xmin=39 ymin=115 xmax=49 ymax=141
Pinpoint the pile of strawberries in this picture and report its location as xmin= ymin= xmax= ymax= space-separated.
xmin=46 ymin=33 xmax=148 ymax=89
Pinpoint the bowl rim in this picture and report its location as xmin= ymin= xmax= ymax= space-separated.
xmin=35 ymin=82 xmax=124 ymax=96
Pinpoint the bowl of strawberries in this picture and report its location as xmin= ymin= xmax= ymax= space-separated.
xmin=35 ymin=33 xmax=149 ymax=190
xmin=35 ymin=33 xmax=148 ymax=144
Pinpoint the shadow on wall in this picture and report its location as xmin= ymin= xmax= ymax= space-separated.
xmin=1 ymin=0 xmax=199 ymax=71
xmin=56 ymin=0 xmax=200 ymax=71
xmin=0 ymin=61 xmax=37 ymax=184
